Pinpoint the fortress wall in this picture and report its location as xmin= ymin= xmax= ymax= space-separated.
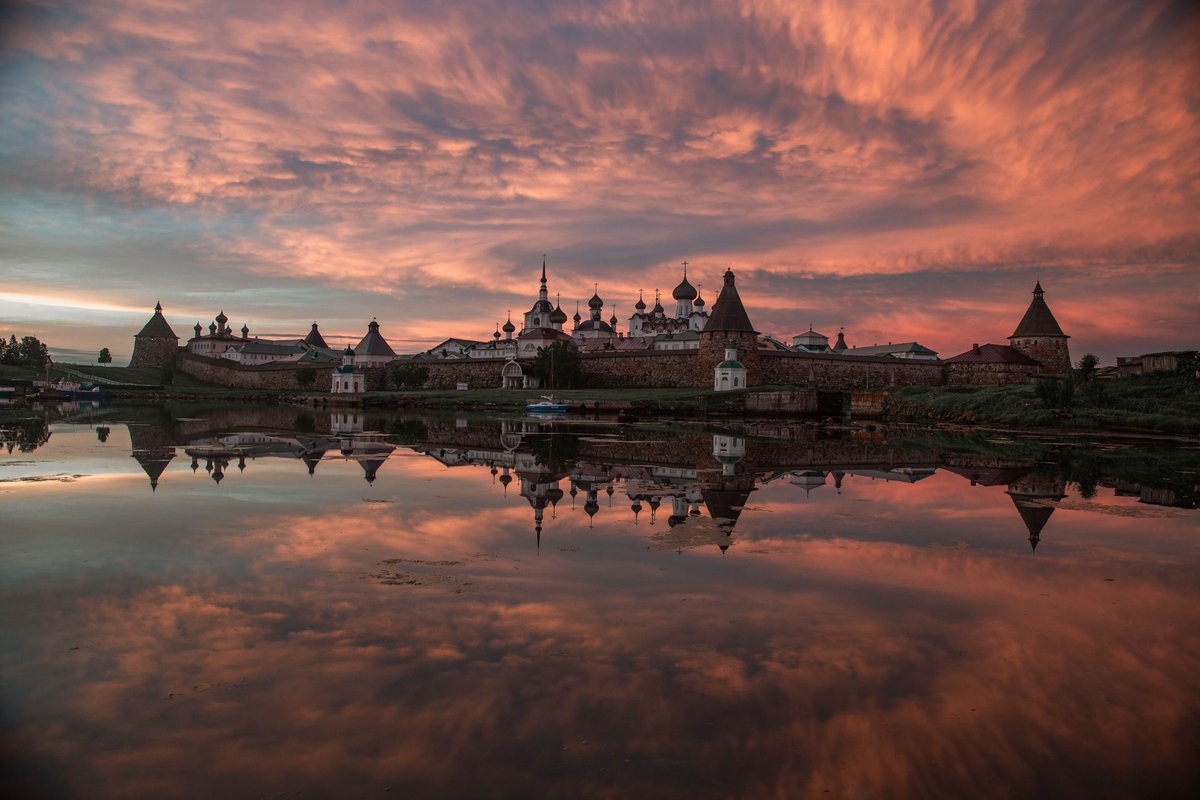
xmin=758 ymin=351 xmax=945 ymax=389
xmin=578 ymin=350 xmax=701 ymax=388
xmin=419 ymin=358 xmax=506 ymax=389
xmin=177 ymin=352 xmax=387 ymax=391
xmin=946 ymin=361 xmax=1041 ymax=386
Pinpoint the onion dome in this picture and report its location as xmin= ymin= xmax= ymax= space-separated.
xmin=634 ymin=291 xmax=646 ymax=312
xmin=194 ymin=322 xmax=202 ymax=337
xmin=208 ymin=321 xmax=217 ymax=334
xmin=240 ymin=323 xmax=249 ymax=338
xmin=672 ymin=269 xmax=697 ymax=301
xmin=343 ymin=344 xmax=354 ymax=356
xmin=693 ymin=292 xmax=705 ymax=309
xmin=550 ymin=304 xmax=568 ymax=325
xmin=572 ymin=303 xmax=582 ymax=325
xmin=493 ymin=326 xmax=501 ymax=341
xmin=610 ymin=310 xmax=618 ymax=327
xmin=651 ymin=293 xmax=664 ymax=315
xmin=588 ymin=288 xmax=603 ymax=310
xmin=502 ymin=315 xmax=516 ymax=333
xmin=215 ymin=310 xmax=227 ymax=326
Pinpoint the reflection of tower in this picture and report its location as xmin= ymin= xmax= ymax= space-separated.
xmin=1006 ymin=473 xmax=1067 ymax=551
xmin=128 ymin=423 xmax=177 ymax=492
xmin=791 ymin=470 xmax=827 ymax=496
xmin=331 ymin=412 xmax=364 ymax=435
xmin=712 ymin=435 xmax=745 ymax=477
xmin=517 ymin=457 xmax=566 ymax=550
xmin=704 ymin=435 xmax=756 ymax=550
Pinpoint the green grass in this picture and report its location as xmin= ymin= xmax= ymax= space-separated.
xmin=890 ymin=369 xmax=1200 ymax=435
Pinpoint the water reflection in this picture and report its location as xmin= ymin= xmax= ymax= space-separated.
xmin=1 ymin=406 xmax=1198 ymax=798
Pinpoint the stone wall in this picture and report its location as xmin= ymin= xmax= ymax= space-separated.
xmin=177 ymin=352 xmax=386 ymax=391
xmin=758 ymin=351 xmax=945 ymax=389
xmin=410 ymin=347 xmax=949 ymax=390
xmin=700 ymin=330 xmax=760 ymax=388
xmin=419 ymin=358 xmax=507 ymax=389
xmin=129 ymin=337 xmax=178 ymax=368
xmin=1011 ymin=336 xmax=1071 ymax=374
xmin=578 ymin=350 xmax=700 ymax=388
xmin=945 ymin=361 xmax=1041 ymax=386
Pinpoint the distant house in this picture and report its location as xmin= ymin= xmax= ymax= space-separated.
xmin=791 ymin=327 xmax=830 ymax=352
xmin=944 ymin=343 xmax=1041 ymax=385
xmin=222 ymin=340 xmax=309 ymax=365
xmin=1140 ymin=351 xmax=1198 ymax=373
xmin=426 ymin=338 xmax=484 ymax=358
xmin=841 ymin=342 xmax=939 ymax=361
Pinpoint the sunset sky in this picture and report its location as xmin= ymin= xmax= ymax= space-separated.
xmin=1 ymin=0 xmax=1197 ymax=364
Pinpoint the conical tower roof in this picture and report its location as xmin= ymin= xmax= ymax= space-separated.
xmin=704 ymin=270 xmax=755 ymax=332
xmin=1011 ymin=282 xmax=1067 ymax=338
xmin=135 ymin=302 xmax=178 ymax=339
xmin=304 ymin=322 xmax=328 ymax=348
xmin=355 ymin=319 xmax=396 ymax=357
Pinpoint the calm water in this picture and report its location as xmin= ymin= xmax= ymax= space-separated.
xmin=2 ymin=405 xmax=1198 ymax=799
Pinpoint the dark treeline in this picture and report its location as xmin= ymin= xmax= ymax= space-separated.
xmin=0 ymin=334 xmax=49 ymax=367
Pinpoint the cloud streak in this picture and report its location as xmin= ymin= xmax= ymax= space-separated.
xmin=0 ymin=0 xmax=1197 ymax=360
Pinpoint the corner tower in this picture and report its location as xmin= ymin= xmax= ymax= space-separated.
xmin=1009 ymin=282 xmax=1071 ymax=374
xmin=699 ymin=269 xmax=759 ymax=387
xmin=130 ymin=301 xmax=179 ymax=368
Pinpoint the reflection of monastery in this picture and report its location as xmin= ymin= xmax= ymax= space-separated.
xmin=117 ymin=412 xmax=1180 ymax=554
xmin=132 ymin=261 xmax=1072 ymax=391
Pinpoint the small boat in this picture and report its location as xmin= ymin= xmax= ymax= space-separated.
xmin=526 ymin=395 xmax=570 ymax=414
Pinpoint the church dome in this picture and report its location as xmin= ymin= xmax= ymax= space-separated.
xmin=502 ymin=316 xmax=516 ymax=333
xmin=550 ymin=304 xmax=568 ymax=325
xmin=215 ymin=310 xmax=227 ymax=325
xmin=693 ymin=292 xmax=705 ymax=309
xmin=588 ymin=291 xmax=603 ymax=310
xmin=672 ymin=273 xmax=697 ymax=301
xmin=634 ymin=292 xmax=646 ymax=312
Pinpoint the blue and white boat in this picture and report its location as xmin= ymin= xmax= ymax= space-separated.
xmin=526 ymin=395 xmax=570 ymax=414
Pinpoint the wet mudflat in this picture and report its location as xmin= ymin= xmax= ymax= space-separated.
xmin=1 ymin=407 xmax=1198 ymax=799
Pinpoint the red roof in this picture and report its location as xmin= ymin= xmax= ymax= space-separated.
xmin=945 ymin=343 xmax=1040 ymax=365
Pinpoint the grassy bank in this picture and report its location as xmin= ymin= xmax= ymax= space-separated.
xmin=888 ymin=370 xmax=1200 ymax=435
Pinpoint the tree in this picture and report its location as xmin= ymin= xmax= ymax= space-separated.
xmin=532 ymin=342 xmax=582 ymax=390
xmin=98 ymin=347 xmax=113 ymax=365
xmin=0 ymin=335 xmax=49 ymax=367
xmin=388 ymin=363 xmax=429 ymax=388
xmin=295 ymin=367 xmax=317 ymax=388
xmin=1077 ymin=353 xmax=1099 ymax=380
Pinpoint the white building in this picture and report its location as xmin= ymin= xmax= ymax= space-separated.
xmin=331 ymin=346 xmax=364 ymax=393
xmin=713 ymin=344 xmax=746 ymax=391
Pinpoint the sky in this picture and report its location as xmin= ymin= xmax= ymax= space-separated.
xmin=0 ymin=0 xmax=1197 ymax=364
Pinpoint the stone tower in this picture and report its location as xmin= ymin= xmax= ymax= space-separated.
xmin=130 ymin=301 xmax=179 ymax=368
xmin=1009 ymin=282 xmax=1071 ymax=375
xmin=699 ymin=269 xmax=759 ymax=387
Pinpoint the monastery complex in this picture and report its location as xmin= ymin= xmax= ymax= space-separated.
xmin=130 ymin=260 xmax=1072 ymax=393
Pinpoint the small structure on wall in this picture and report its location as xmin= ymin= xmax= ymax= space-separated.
xmin=331 ymin=345 xmax=364 ymax=393
xmin=713 ymin=344 xmax=746 ymax=391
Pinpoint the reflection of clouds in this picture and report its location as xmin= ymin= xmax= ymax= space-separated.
xmin=3 ymin=1 xmax=1198 ymax=358
xmin=7 ymin=475 xmax=1198 ymax=797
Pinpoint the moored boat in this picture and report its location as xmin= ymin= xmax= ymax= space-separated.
xmin=526 ymin=395 xmax=570 ymax=414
